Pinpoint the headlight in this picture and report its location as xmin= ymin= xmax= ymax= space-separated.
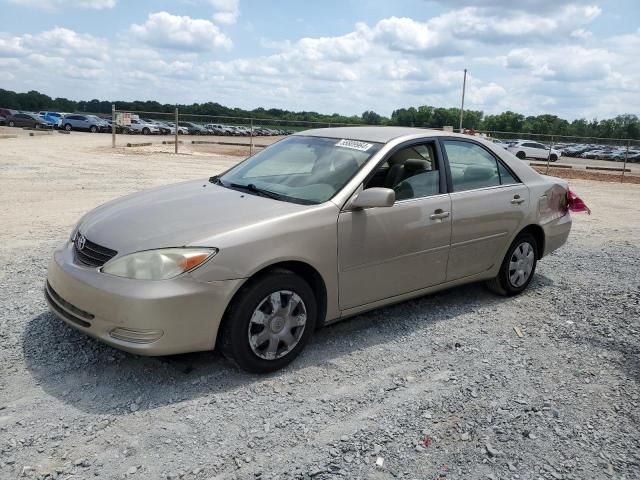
xmin=101 ymin=248 xmax=217 ymax=280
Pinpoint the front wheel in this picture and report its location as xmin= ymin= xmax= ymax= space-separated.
xmin=64 ymin=124 xmax=72 ymax=131
xmin=90 ymin=125 xmax=97 ymax=133
xmin=8 ymin=121 xmax=15 ymax=127
xmin=486 ymin=233 xmax=538 ymax=296
xmin=142 ymin=127 xmax=150 ymax=135
xmin=549 ymin=154 xmax=558 ymax=162
xmin=218 ymin=271 xmax=317 ymax=373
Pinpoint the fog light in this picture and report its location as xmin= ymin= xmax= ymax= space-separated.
xmin=109 ymin=328 xmax=163 ymax=344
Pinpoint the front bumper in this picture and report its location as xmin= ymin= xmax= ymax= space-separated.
xmin=45 ymin=242 xmax=243 ymax=356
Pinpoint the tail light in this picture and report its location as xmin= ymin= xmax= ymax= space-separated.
xmin=566 ymin=189 xmax=591 ymax=215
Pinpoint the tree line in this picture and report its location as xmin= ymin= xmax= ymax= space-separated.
xmin=1 ymin=88 xmax=638 ymax=140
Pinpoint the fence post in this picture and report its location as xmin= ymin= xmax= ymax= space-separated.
xmin=621 ymin=140 xmax=629 ymax=183
xmin=174 ymin=107 xmax=179 ymax=154
xmin=111 ymin=104 xmax=116 ymax=148
xmin=250 ymin=118 xmax=253 ymax=156
xmin=545 ymin=135 xmax=554 ymax=175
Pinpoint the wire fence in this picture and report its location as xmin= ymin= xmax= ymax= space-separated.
xmin=109 ymin=106 xmax=361 ymax=157
xmin=472 ymin=130 xmax=640 ymax=182
xmin=106 ymin=106 xmax=639 ymax=182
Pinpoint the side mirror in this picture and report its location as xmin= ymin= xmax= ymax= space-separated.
xmin=351 ymin=188 xmax=395 ymax=209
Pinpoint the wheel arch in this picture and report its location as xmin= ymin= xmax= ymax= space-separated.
xmin=517 ymin=224 xmax=545 ymax=259
xmin=219 ymin=260 xmax=328 ymax=339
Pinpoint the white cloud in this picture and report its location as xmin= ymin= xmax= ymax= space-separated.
xmin=0 ymin=3 xmax=637 ymax=121
xmin=129 ymin=12 xmax=232 ymax=51
xmin=9 ymin=0 xmax=116 ymax=10
xmin=208 ymin=0 xmax=240 ymax=25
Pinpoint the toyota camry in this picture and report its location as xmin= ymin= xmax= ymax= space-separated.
xmin=45 ymin=127 xmax=587 ymax=372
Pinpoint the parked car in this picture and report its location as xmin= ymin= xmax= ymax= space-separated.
xmin=166 ymin=122 xmax=188 ymax=135
xmin=39 ymin=111 xmax=64 ymax=128
xmin=61 ymin=114 xmax=109 ymax=133
xmin=142 ymin=119 xmax=171 ymax=135
xmin=177 ymin=121 xmax=207 ymax=135
xmin=45 ymin=127 xmax=588 ymax=373
xmin=128 ymin=119 xmax=160 ymax=135
xmin=0 ymin=108 xmax=18 ymax=119
xmin=6 ymin=112 xmax=51 ymax=129
xmin=507 ymin=140 xmax=561 ymax=162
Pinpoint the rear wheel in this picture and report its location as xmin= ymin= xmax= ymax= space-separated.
xmin=516 ymin=151 xmax=526 ymax=160
xmin=486 ymin=233 xmax=538 ymax=296
xmin=34 ymin=123 xmax=40 ymax=129
xmin=219 ymin=271 xmax=317 ymax=373
xmin=549 ymin=154 xmax=558 ymax=162
xmin=8 ymin=121 xmax=15 ymax=127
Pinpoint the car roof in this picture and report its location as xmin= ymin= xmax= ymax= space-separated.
xmin=294 ymin=126 xmax=469 ymax=144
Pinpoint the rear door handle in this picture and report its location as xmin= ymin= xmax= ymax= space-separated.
xmin=511 ymin=195 xmax=525 ymax=205
xmin=429 ymin=209 xmax=450 ymax=220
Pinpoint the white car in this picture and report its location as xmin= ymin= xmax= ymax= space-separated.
xmin=129 ymin=119 xmax=160 ymax=135
xmin=166 ymin=122 xmax=189 ymax=135
xmin=508 ymin=141 xmax=560 ymax=162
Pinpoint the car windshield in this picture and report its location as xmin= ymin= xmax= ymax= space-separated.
xmin=219 ymin=135 xmax=382 ymax=204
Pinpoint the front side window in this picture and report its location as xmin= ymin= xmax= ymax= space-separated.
xmin=364 ymin=142 xmax=441 ymax=201
xmin=443 ymin=140 xmax=518 ymax=192
xmin=220 ymin=136 xmax=382 ymax=204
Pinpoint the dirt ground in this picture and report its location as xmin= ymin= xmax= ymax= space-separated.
xmin=0 ymin=132 xmax=639 ymax=479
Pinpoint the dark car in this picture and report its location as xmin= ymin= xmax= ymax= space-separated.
xmin=177 ymin=121 xmax=207 ymax=135
xmin=0 ymin=108 xmax=18 ymax=119
xmin=6 ymin=112 xmax=51 ymax=129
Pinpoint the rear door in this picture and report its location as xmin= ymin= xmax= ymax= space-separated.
xmin=439 ymin=138 xmax=529 ymax=281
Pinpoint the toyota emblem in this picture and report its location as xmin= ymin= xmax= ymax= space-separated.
xmin=76 ymin=234 xmax=86 ymax=251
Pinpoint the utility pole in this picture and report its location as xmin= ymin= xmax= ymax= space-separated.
xmin=174 ymin=106 xmax=179 ymax=154
xmin=459 ymin=68 xmax=467 ymax=132
xmin=111 ymin=104 xmax=116 ymax=148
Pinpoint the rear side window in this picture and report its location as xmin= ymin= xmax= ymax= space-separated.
xmin=442 ymin=140 xmax=517 ymax=192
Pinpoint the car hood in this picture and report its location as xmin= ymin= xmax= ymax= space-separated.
xmin=78 ymin=180 xmax=309 ymax=254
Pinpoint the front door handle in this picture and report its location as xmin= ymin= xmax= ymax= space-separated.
xmin=429 ymin=209 xmax=450 ymax=220
xmin=511 ymin=195 xmax=525 ymax=205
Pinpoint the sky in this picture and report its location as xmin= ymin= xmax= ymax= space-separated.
xmin=1 ymin=0 xmax=639 ymax=119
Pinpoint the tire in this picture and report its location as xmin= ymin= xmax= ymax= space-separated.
xmin=550 ymin=154 xmax=558 ymax=162
xmin=142 ymin=127 xmax=150 ymax=135
xmin=8 ymin=121 xmax=15 ymax=127
xmin=64 ymin=124 xmax=72 ymax=131
xmin=90 ymin=125 xmax=97 ymax=133
xmin=177 ymin=130 xmax=183 ymax=135
xmin=516 ymin=151 xmax=526 ymax=160
xmin=34 ymin=123 xmax=40 ymax=129
xmin=219 ymin=271 xmax=317 ymax=373
xmin=486 ymin=232 xmax=538 ymax=296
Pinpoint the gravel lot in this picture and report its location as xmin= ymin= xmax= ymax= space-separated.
xmin=1 ymin=132 xmax=639 ymax=480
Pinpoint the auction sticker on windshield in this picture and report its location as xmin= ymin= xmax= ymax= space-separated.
xmin=335 ymin=139 xmax=373 ymax=152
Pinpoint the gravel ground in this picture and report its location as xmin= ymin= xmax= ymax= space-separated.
xmin=0 ymin=133 xmax=639 ymax=479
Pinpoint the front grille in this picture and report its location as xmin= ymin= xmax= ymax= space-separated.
xmin=45 ymin=281 xmax=94 ymax=328
xmin=74 ymin=235 xmax=117 ymax=268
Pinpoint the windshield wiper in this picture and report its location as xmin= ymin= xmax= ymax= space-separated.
xmin=226 ymin=182 xmax=282 ymax=200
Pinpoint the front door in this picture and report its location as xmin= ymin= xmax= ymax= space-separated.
xmin=337 ymin=140 xmax=452 ymax=310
